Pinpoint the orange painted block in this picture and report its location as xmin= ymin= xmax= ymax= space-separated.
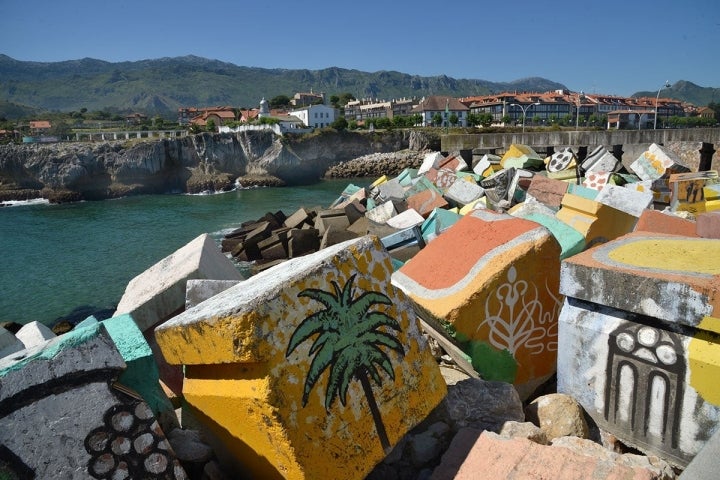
xmin=556 ymin=193 xmax=638 ymax=247
xmin=424 ymin=167 xmax=458 ymax=192
xmin=634 ymin=209 xmax=699 ymax=237
xmin=155 ymin=236 xmax=446 ymax=480
xmin=406 ymin=188 xmax=449 ymax=218
xmin=391 ymin=209 xmax=563 ymax=399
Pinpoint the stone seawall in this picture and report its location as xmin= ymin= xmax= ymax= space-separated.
xmin=0 ymin=129 xmax=436 ymax=203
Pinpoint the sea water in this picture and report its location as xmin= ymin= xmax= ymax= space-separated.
xmin=0 ymin=179 xmax=366 ymax=326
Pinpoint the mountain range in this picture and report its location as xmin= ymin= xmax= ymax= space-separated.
xmin=1 ymin=54 xmax=718 ymax=119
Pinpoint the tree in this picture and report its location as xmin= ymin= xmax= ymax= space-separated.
xmin=479 ymin=113 xmax=493 ymax=128
xmin=286 ymin=274 xmax=404 ymax=453
xmin=431 ymin=113 xmax=443 ymax=127
xmin=330 ymin=116 xmax=348 ymax=131
xmin=449 ymin=113 xmax=459 ymax=126
xmin=206 ymin=119 xmax=216 ymax=132
xmin=501 ymin=114 xmax=511 ymax=125
xmin=270 ymin=95 xmax=291 ymax=109
xmin=153 ymin=116 xmax=165 ymax=129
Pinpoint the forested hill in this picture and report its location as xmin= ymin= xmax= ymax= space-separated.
xmin=0 ymin=54 xmax=566 ymax=118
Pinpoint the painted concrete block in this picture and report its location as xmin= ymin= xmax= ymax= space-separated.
xmin=344 ymin=199 xmax=366 ymax=226
xmin=669 ymin=171 xmax=719 ymax=214
xmin=634 ymin=209 xmax=699 ymax=238
xmin=14 ymin=320 xmax=55 ymax=349
xmin=329 ymin=183 xmax=363 ymax=209
xmin=365 ymin=199 xmax=397 ymax=224
xmin=397 ymin=168 xmax=419 ymax=187
xmin=472 ymin=153 xmax=501 ymax=177
xmin=386 ymin=208 xmax=425 ymax=230
xmin=185 ymin=279 xmax=241 ymax=309
xmin=443 ymin=177 xmax=484 ymax=208
xmin=155 ymin=236 xmax=446 ymax=479
xmin=373 ymin=177 xmax=406 ymax=203
xmin=595 ymin=183 xmax=654 ymax=218
xmin=500 ymin=144 xmax=544 ymax=170
xmin=625 ymin=178 xmax=673 ymax=208
xmin=546 ymin=147 xmax=576 ymax=173
xmin=115 ymin=233 xmax=245 ymax=332
xmin=424 ymin=167 xmax=458 ymax=192
xmin=630 ymin=143 xmax=691 ymax=182
xmin=581 ymin=145 xmax=621 ymax=174
xmin=696 ymin=211 xmax=720 ymax=239
xmin=566 ymin=183 xmax=598 ymax=200
xmin=418 ymin=151 xmax=445 ymax=175
xmin=458 ymin=197 xmax=486 ymax=215
xmin=405 ymin=176 xmax=441 ymax=198
xmin=557 ymin=299 xmax=720 ymax=467
xmin=480 ymin=168 xmax=515 ymax=210
xmin=582 ymin=171 xmax=612 ymax=191
xmin=438 ymin=153 xmax=469 ymax=172
xmin=510 ymin=201 xmax=586 ymax=260
xmin=369 ymin=175 xmax=388 ymax=188
xmin=679 ymin=427 xmax=720 ymax=480
xmin=0 ymin=322 xmax=187 ymax=479
xmin=526 ymin=174 xmax=568 ymax=210
xmin=421 ymin=208 xmax=462 ymax=243
xmin=392 ymin=209 xmax=563 ymax=400
xmin=546 ymin=168 xmax=578 ymax=182
xmin=705 ymin=184 xmax=720 ymax=212
xmin=0 ymin=327 xmax=24 ymax=359
xmin=556 ymin=193 xmax=638 ymax=247
xmin=406 ymin=188 xmax=450 ymax=218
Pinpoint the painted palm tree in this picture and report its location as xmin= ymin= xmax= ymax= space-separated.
xmin=286 ymin=273 xmax=404 ymax=453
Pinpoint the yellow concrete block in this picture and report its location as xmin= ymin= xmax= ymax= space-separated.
xmin=370 ymin=175 xmax=388 ymax=188
xmin=459 ymin=198 xmax=486 ymax=215
xmin=556 ymin=193 xmax=638 ymax=247
xmin=155 ymin=236 xmax=446 ymax=479
xmin=689 ymin=316 xmax=720 ymax=406
xmin=704 ymin=184 xmax=720 ymax=212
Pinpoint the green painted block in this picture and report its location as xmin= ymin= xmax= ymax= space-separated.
xmin=567 ymin=183 xmax=598 ymax=200
xmin=456 ymin=171 xmax=482 ymax=183
xmin=421 ymin=208 xmax=461 ymax=242
xmin=397 ymin=168 xmax=419 ymax=187
xmin=406 ymin=176 xmax=441 ymax=197
xmin=523 ymin=212 xmax=586 ymax=259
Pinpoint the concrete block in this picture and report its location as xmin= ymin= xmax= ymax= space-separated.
xmin=630 ymin=143 xmax=691 ymax=181
xmin=386 ymin=208 xmax=424 ymax=230
xmin=439 ymin=153 xmax=469 ymax=172
xmin=595 ymin=183 xmax=654 ymax=218
xmin=313 ymin=209 xmax=350 ymax=236
xmin=558 ymin=294 xmax=720 ymax=466
xmin=546 ymin=147 xmax=576 ymax=173
xmin=480 ymin=168 xmax=515 ymax=211
xmin=581 ymin=145 xmax=621 ymax=174
xmin=669 ymin=171 xmax=719 ymax=214
xmin=329 ymin=183 xmax=363 ymax=209
xmin=114 ymin=233 xmax=245 ymax=332
xmin=288 ymin=227 xmax=321 ymax=257
xmin=625 ymin=178 xmax=672 ymax=208
xmin=421 ymin=208 xmax=462 ymax=243
xmin=679 ymin=427 xmax=720 ymax=479
xmin=511 ymin=201 xmax=586 ymax=259
xmin=527 ymin=174 xmax=569 ymax=209
xmin=567 ymin=182 xmax=598 ymax=200
xmin=396 ymin=168 xmax=419 ymax=187
xmin=366 ymin=200 xmax=397 ymax=224
xmin=405 ymin=175 xmax=442 ymax=198
xmin=556 ymin=193 xmax=638 ymax=247
xmin=473 ymin=153 xmax=502 ymax=177
xmin=257 ymin=232 xmax=289 ymax=261
xmin=319 ymin=225 xmax=358 ymax=250
xmin=369 ymin=175 xmax=388 ymax=188
xmin=418 ymin=151 xmax=445 ymax=175
xmin=500 ymin=144 xmax=544 ymax=170
xmin=424 ymin=167 xmax=458 ymax=192
xmin=392 ymin=209 xmax=563 ymax=400
xmin=185 ymin=279 xmax=241 ymax=309
xmin=406 ymin=187 xmax=450 ymax=218
xmin=283 ymin=207 xmax=314 ymax=229
xmin=0 ymin=327 xmax=25 ymax=360
xmin=705 ymin=184 xmax=720 ymax=212
xmin=14 ymin=321 xmax=55 ymax=350
xmin=155 ymin=236 xmax=446 ymax=479
xmin=343 ymin=199 xmax=366 ymax=226
xmin=546 ymin=168 xmax=578 ymax=181
xmin=696 ymin=211 xmax=720 ymax=239
xmin=0 ymin=322 xmax=186 ymax=478
xmin=458 ymin=198 xmax=487 ymax=215
xmin=373 ymin=177 xmax=406 ymax=203
xmin=634 ymin=209 xmax=699 ymax=237
xmin=582 ymin=170 xmax=613 ymax=191
xmin=443 ymin=177 xmax=485 ymax=208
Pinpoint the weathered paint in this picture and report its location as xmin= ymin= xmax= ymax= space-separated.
xmin=705 ymin=184 xmax=720 ymax=212
xmin=669 ymin=171 xmax=719 ymax=214
xmin=688 ymin=316 xmax=720 ymax=405
xmin=155 ymin=236 xmax=446 ymax=480
xmin=391 ymin=210 xmax=563 ymax=399
xmin=555 ymin=193 xmax=638 ymax=247
xmin=500 ymin=144 xmax=544 ymax=170
xmin=630 ymin=143 xmax=690 ymax=182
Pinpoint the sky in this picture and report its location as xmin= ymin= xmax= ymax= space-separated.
xmin=1 ymin=0 xmax=719 ymax=98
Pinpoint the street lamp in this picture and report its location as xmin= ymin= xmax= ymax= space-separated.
xmin=510 ymin=102 xmax=540 ymax=133
xmin=654 ymin=80 xmax=671 ymax=130
xmin=575 ymin=91 xmax=584 ymax=130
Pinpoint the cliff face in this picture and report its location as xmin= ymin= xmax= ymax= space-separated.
xmin=0 ymin=129 xmax=424 ymax=202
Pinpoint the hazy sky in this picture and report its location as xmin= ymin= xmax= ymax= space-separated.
xmin=2 ymin=0 xmax=719 ymax=97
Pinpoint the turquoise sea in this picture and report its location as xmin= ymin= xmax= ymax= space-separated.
xmin=0 ymin=179 xmax=365 ymax=326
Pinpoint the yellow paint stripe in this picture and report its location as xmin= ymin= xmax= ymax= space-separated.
xmin=608 ymin=239 xmax=720 ymax=275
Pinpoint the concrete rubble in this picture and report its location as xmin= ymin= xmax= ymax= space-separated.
xmin=1 ymin=142 xmax=719 ymax=479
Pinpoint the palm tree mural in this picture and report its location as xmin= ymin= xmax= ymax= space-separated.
xmin=286 ymin=273 xmax=404 ymax=453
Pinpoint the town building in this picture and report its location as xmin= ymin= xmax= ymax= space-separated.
xmin=291 ymin=91 xmax=325 ymax=107
xmin=289 ymin=104 xmax=337 ymax=128
xmin=343 ymin=98 xmax=416 ymax=123
xmin=412 ymin=96 xmax=469 ymax=127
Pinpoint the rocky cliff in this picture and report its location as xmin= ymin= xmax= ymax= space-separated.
xmin=0 ymin=129 xmax=438 ymax=203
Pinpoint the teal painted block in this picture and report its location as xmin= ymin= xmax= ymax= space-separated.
xmin=366 ymin=197 xmax=376 ymax=210
xmin=329 ymin=183 xmax=363 ymax=208
xmin=421 ymin=208 xmax=461 ymax=242
xmin=397 ymin=168 xmax=419 ymax=187
xmin=567 ymin=183 xmax=598 ymax=200
xmin=75 ymin=315 xmax=99 ymax=330
xmin=390 ymin=257 xmax=405 ymax=271
xmin=406 ymin=176 xmax=441 ymax=197
xmin=523 ymin=212 xmax=586 ymax=259
xmin=102 ymin=314 xmax=177 ymax=428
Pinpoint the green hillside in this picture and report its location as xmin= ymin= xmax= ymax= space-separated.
xmin=632 ymin=80 xmax=720 ymax=106
xmin=0 ymin=54 xmax=566 ymax=118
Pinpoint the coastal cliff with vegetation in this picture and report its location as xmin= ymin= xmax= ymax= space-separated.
xmin=0 ymin=129 xmax=439 ymax=203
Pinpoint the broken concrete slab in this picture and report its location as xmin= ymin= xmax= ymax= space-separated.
xmin=154 ymin=236 xmax=447 ymax=479
xmin=392 ymin=209 xmax=563 ymax=400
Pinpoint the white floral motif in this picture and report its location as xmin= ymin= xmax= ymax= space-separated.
xmin=476 ymin=266 xmax=562 ymax=357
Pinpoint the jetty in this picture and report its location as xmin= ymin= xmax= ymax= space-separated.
xmin=1 ymin=141 xmax=719 ymax=479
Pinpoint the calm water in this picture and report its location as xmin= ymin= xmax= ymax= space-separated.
xmin=0 ymin=179 xmax=366 ymax=326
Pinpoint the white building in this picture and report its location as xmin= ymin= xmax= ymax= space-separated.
xmin=289 ymin=104 xmax=337 ymax=128
xmin=412 ymin=96 xmax=469 ymax=127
